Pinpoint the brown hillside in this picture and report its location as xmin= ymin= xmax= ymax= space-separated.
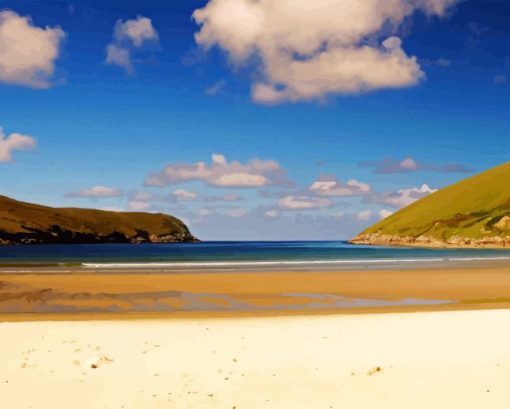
xmin=0 ymin=195 xmax=197 ymax=245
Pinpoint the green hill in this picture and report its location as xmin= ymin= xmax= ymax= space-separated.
xmin=350 ymin=161 xmax=510 ymax=248
xmin=0 ymin=195 xmax=197 ymax=245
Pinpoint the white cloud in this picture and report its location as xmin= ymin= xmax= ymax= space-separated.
xmin=172 ymin=188 xmax=199 ymax=201
xmin=378 ymin=209 xmax=394 ymax=219
xmin=377 ymin=184 xmax=437 ymax=208
xmin=145 ymin=153 xmax=293 ymax=188
xmin=264 ymin=209 xmax=279 ymax=218
xmin=0 ymin=10 xmax=65 ymax=88
xmin=106 ymin=16 xmax=158 ymax=73
xmin=400 ymin=157 xmax=419 ymax=170
xmin=106 ymin=44 xmax=133 ymax=74
xmin=309 ymin=175 xmax=371 ymax=197
xmin=66 ymin=185 xmax=123 ymax=198
xmin=215 ymin=173 xmax=267 ymax=187
xmin=0 ymin=127 xmax=36 ymax=163
xmin=196 ymin=208 xmax=212 ymax=218
xmin=212 ymin=153 xmax=227 ymax=164
xmin=278 ymin=195 xmax=331 ymax=210
xmin=193 ymin=0 xmax=457 ymax=104
xmin=100 ymin=206 xmax=125 ymax=212
xmin=358 ymin=210 xmax=372 ymax=221
xmin=114 ymin=16 xmax=158 ymax=47
xmin=128 ymin=200 xmax=151 ymax=211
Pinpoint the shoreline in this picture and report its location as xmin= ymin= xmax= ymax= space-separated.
xmin=2 ymin=255 xmax=510 ymax=275
xmin=2 ymin=264 xmax=510 ymax=320
xmin=350 ymin=234 xmax=510 ymax=249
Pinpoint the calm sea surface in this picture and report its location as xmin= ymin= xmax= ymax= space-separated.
xmin=0 ymin=241 xmax=510 ymax=271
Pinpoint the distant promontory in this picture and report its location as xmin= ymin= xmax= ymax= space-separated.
xmin=350 ymin=162 xmax=510 ymax=248
xmin=0 ymin=195 xmax=197 ymax=245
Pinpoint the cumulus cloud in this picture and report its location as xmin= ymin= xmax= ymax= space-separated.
xmin=106 ymin=45 xmax=133 ymax=73
xmin=193 ymin=0 xmax=457 ymax=104
xmin=361 ymin=157 xmax=471 ymax=174
xmin=0 ymin=127 xmax=36 ymax=163
xmin=100 ymin=206 xmax=125 ymax=212
xmin=378 ymin=209 xmax=394 ymax=219
xmin=66 ymin=185 xmax=123 ymax=198
xmin=145 ymin=153 xmax=293 ymax=188
xmin=0 ymin=10 xmax=65 ymax=88
xmin=128 ymin=200 xmax=151 ymax=211
xmin=106 ymin=16 xmax=158 ymax=73
xmin=123 ymin=192 xmax=162 ymax=211
xmin=264 ymin=209 xmax=279 ymax=218
xmin=369 ymin=184 xmax=437 ymax=208
xmin=309 ymin=175 xmax=371 ymax=197
xmin=172 ymin=188 xmax=199 ymax=201
xmin=196 ymin=208 xmax=212 ymax=217
xmin=278 ymin=195 xmax=331 ymax=210
xmin=114 ymin=16 xmax=158 ymax=47
xmin=127 ymin=190 xmax=242 ymax=211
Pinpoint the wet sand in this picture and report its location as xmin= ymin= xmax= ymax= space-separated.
xmin=2 ymin=265 xmax=510 ymax=319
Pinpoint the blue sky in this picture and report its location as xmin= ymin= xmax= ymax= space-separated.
xmin=1 ymin=0 xmax=509 ymax=240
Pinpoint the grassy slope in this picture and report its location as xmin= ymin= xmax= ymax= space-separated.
xmin=0 ymin=195 xmax=192 ymax=240
xmin=358 ymin=161 xmax=510 ymax=240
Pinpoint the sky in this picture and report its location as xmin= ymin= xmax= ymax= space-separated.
xmin=1 ymin=0 xmax=509 ymax=240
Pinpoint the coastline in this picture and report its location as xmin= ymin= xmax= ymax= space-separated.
xmin=2 ymin=263 xmax=510 ymax=319
xmin=350 ymin=233 xmax=510 ymax=249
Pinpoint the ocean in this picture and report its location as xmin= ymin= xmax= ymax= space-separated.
xmin=1 ymin=241 xmax=510 ymax=271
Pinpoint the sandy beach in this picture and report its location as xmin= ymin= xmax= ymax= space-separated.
xmin=1 ymin=309 xmax=510 ymax=408
xmin=2 ymin=265 xmax=510 ymax=408
xmin=2 ymin=265 xmax=510 ymax=317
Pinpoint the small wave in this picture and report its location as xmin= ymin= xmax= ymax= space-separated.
xmin=81 ymin=256 xmax=510 ymax=269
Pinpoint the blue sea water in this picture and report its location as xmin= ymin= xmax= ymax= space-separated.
xmin=0 ymin=241 xmax=509 ymax=271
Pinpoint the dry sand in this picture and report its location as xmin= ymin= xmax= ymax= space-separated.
xmin=2 ymin=309 xmax=510 ymax=408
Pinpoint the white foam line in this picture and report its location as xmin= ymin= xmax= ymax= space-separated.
xmin=81 ymin=256 xmax=510 ymax=269
xmin=447 ymin=256 xmax=510 ymax=261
